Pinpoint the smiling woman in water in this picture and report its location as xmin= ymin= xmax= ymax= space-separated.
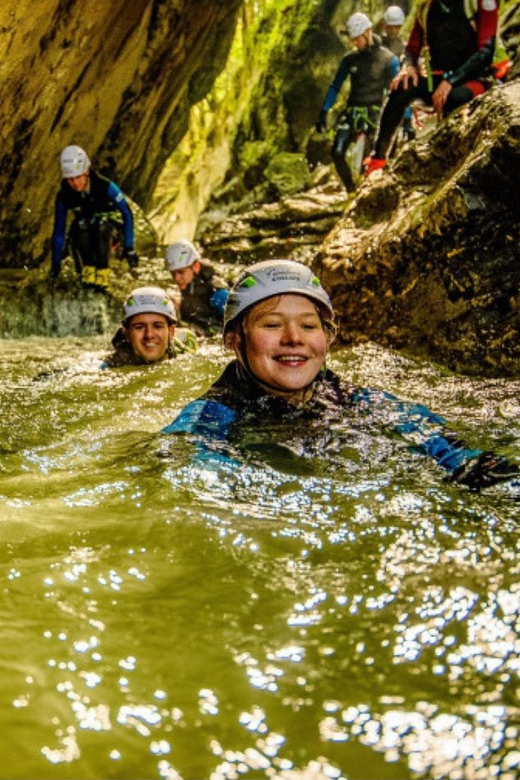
xmin=163 ymin=259 xmax=518 ymax=491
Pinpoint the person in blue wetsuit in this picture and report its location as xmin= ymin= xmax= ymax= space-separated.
xmin=163 ymin=259 xmax=518 ymax=491
xmin=165 ymin=239 xmax=229 ymax=336
xmin=315 ymin=12 xmax=400 ymax=191
xmin=51 ymin=145 xmax=137 ymax=290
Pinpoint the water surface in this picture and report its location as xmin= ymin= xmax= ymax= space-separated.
xmin=1 ymin=337 xmax=519 ymax=779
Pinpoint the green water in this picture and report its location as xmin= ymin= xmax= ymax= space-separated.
xmin=1 ymin=336 xmax=519 ymax=780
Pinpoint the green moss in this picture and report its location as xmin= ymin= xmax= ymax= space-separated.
xmin=151 ymin=0 xmax=346 ymax=237
xmin=265 ymin=151 xmax=311 ymax=195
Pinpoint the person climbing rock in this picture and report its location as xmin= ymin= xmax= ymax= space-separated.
xmin=165 ymin=239 xmax=229 ymax=336
xmin=51 ymin=145 xmax=138 ymax=291
xmin=163 ymin=258 xmax=518 ymax=492
xmin=103 ymin=286 xmax=196 ymax=368
xmin=315 ymin=12 xmax=399 ymax=191
xmin=365 ymin=0 xmax=504 ymax=176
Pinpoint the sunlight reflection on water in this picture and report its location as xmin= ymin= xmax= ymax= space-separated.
xmin=0 ymin=338 xmax=519 ymax=779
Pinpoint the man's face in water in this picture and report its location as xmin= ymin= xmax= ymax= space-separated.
xmin=124 ymin=313 xmax=175 ymax=363
xmin=240 ymin=294 xmax=328 ymax=395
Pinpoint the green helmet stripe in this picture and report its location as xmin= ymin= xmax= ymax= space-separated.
xmin=223 ymin=259 xmax=334 ymax=335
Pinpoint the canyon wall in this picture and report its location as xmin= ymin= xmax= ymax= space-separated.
xmin=0 ymin=0 xmax=241 ymax=269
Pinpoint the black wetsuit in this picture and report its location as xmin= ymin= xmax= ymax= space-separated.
xmin=179 ymin=261 xmax=229 ymax=335
xmin=163 ymin=360 xmax=519 ymax=489
xmin=373 ymin=0 xmax=498 ymax=158
xmin=52 ymin=170 xmax=134 ymax=278
xmin=319 ymin=36 xmax=400 ymax=189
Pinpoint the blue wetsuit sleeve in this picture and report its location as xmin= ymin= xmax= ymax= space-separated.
xmin=162 ymin=399 xmax=237 ymax=439
xmin=107 ymin=181 xmax=134 ymax=249
xmin=162 ymin=399 xmax=239 ymax=468
xmin=322 ymin=57 xmax=351 ymax=111
xmin=51 ymin=197 xmax=68 ymax=275
xmin=388 ymin=55 xmax=400 ymax=81
xmin=383 ymin=391 xmax=483 ymax=472
xmin=353 ymin=388 xmax=482 ymax=474
xmin=210 ymin=288 xmax=229 ymax=316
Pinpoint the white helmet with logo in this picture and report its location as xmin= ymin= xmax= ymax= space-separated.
xmin=123 ymin=286 xmax=177 ymax=323
xmin=165 ymin=240 xmax=201 ymax=272
xmin=344 ymin=12 xmax=372 ymax=39
xmin=223 ymin=259 xmax=334 ymax=335
xmin=384 ymin=5 xmax=405 ymax=25
xmin=60 ymin=145 xmax=91 ymax=178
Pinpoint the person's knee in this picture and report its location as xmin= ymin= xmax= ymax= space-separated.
xmin=389 ymin=84 xmax=419 ymax=114
xmin=331 ymin=145 xmax=345 ymax=165
xmin=445 ymin=85 xmax=477 ymax=113
xmin=97 ymin=222 xmax=111 ymax=242
xmin=332 ymin=137 xmax=350 ymax=161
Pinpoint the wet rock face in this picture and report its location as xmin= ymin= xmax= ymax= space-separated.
xmin=199 ymin=170 xmax=348 ymax=266
xmin=314 ymin=81 xmax=520 ymax=377
xmin=0 ymin=0 xmax=241 ymax=269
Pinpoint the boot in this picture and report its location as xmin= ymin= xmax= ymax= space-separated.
xmin=81 ymin=265 xmax=97 ymax=286
xmin=95 ymin=268 xmax=112 ymax=290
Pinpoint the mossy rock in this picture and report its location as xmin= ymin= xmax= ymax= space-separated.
xmin=264 ymin=152 xmax=311 ymax=197
xmin=238 ymin=140 xmax=272 ymax=170
xmin=237 ymin=140 xmax=272 ymax=188
xmin=130 ymin=198 xmax=159 ymax=255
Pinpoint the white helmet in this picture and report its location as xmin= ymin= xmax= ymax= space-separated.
xmin=60 ymin=145 xmax=91 ymax=178
xmin=224 ymin=259 xmax=334 ymax=335
xmin=384 ymin=5 xmax=405 ymax=25
xmin=344 ymin=12 xmax=372 ymax=39
xmin=123 ymin=286 xmax=177 ymax=323
xmin=165 ymin=240 xmax=201 ymax=272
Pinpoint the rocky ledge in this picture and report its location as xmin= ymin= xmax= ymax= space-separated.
xmin=198 ymin=167 xmax=348 ymax=266
xmin=314 ymin=80 xmax=520 ymax=377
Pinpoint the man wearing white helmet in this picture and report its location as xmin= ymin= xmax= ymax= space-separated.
xmin=51 ymin=145 xmax=137 ymax=290
xmin=315 ymin=12 xmax=399 ymax=191
xmin=381 ymin=5 xmax=406 ymax=57
xmin=165 ymin=239 xmax=229 ymax=335
xmin=380 ymin=6 xmax=416 ymax=142
xmin=163 ymin=259 xmax=518 ymax=491
xmin=103 ymin=286 xmax=196 ymax=368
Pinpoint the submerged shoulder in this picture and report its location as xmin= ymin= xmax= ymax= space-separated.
xmin=316 ymin=368 xmax=357 ymax=401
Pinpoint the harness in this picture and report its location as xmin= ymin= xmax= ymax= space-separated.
xmin=344 ymin=105 xmax=381 ymax=133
